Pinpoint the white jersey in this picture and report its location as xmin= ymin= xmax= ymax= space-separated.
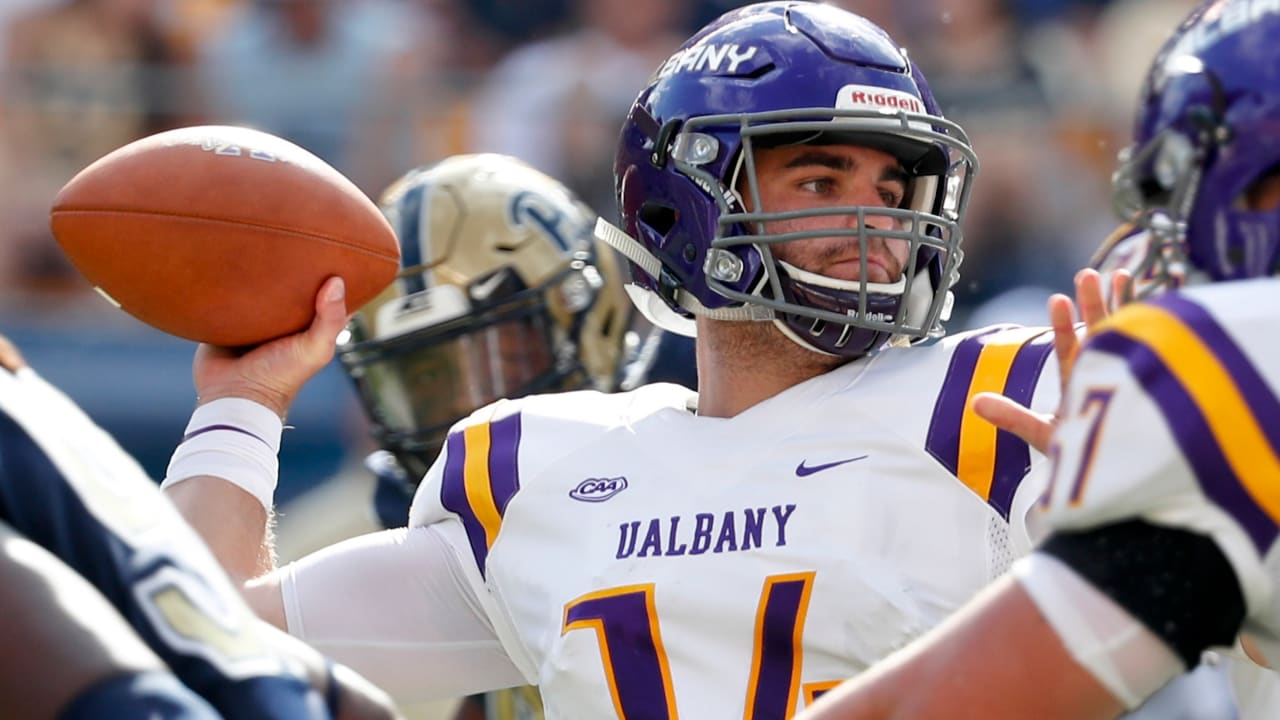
xmin=1038 ymin=277 xmax=1280 ymax=663
xmin=407 ymin=324 xmax=1059 ymax=717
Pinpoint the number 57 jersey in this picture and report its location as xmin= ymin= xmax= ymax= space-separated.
xmin=1040 ymin=278 xmax=1280 ymax=664
xmin=407 ymin=324 xmax=1060 ymax=718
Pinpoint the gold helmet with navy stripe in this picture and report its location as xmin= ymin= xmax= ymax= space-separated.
xmin=338 ymin=154 xmax=632 ymax=482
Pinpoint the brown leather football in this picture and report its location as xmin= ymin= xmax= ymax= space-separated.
xmin=50 ymin=125 xmax=399 ymax=347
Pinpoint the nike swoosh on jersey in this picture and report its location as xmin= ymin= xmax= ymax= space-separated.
xmin=795 ymin=455 xmax=868 ymax=477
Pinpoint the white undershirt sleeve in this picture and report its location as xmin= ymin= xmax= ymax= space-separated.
xmin=279 ymin=524 xmax=528 ymax=702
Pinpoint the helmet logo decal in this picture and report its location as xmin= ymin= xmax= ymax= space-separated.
xmin=658 ymin=43 xmax=759 ymax=78
xmin=838 ymin=85 xmax=925 ymax=114
xmin=510 ymin=191 xmax=573 ymax=251
xmin=569 ymin=476 xmax=629 ymax=503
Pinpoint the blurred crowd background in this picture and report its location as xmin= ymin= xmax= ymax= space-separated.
xmin=0 ymin=0 xmax=1197 ymax=517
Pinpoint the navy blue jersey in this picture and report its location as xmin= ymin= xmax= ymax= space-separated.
xmin=0 ymin=366 xmax=328 ymax=719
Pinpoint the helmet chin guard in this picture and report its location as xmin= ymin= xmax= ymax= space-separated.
xmin=771 ymin=258 xmax=954 ymax=356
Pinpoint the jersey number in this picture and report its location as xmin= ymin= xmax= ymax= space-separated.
xmin=1043 ymin=387 xmax=1116 ymax=508
xmin=562 ymin=572 xmax=819 ymax=719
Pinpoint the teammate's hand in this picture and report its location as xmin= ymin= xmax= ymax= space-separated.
xmin=192 ymin=277 xmax=350 ymax=418
xmin=972 ymin=268 xmax=1130 ymax=454
xmin=1048 ymin=268 xmax=1129 ymax=394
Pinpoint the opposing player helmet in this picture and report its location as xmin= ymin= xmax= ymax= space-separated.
xmin=597 ymin=1 xmax=978 ymax=357
xmin=338 ymin=154 xmax=632 ymax=482
xmin=1110 ymin=0 xmax=1280 ymax=294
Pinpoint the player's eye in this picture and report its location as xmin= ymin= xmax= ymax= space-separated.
xmin=798 ymin=177 xmax=835 ymax=195
xmin=879 ymin=185 xmax=904 ymax=208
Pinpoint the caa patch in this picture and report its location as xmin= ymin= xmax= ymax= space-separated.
xmin=570 ymin=476 xmax=628 ymax=503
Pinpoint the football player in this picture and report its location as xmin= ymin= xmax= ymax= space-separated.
xmin=338 ymin=153 xmax=634 ymax=531
xmin=796 ymin=1 xmax=1280 ymax=717
xmin=338 ymin=153 xmax=636 ymax=719
xmin=161 ymin=3 xmax=1071 ymax=716
xmin=0 ymin=335 xmax=398 ymax=718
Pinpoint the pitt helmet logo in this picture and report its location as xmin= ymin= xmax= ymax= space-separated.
xmin=570 ymin=476 xmax=629 ymax=503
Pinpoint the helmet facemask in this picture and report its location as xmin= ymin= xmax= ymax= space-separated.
xmin=340 ymin=267 xmax=593 ymax=481
xmin=674 ymin=108 xmax=975 ymax=356
xmin=1110 ymin=121 xmax=1210 ymax=299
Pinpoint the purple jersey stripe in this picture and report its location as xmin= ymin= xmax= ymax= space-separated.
xmin=439 ymin=429 xmax=491 ymax=577
xmin=487 ymin=413 xmax=522 ymax=517
xmin=1088 ymin=331 xmax=1279 ymax=553
xmin=925 ymin=329 xmax=1000 ymax=473
xmin=1152 ymin=293 xmax=1280 ymax=452
xmin=988 ymin=333 xmax=1055 ymax=519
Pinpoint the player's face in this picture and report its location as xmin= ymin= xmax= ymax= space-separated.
xmin=747 ymin=144 xmax=911 ymax=284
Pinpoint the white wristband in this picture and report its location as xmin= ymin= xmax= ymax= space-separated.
xmin=162 ymin=398 xmax=283 ymax=513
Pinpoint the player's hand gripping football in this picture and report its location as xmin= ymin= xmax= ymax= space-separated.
xmin=971 ymin=268 xmax=1130 ymax=453
xmin=192 ymin=277 xmax=351 ymax=419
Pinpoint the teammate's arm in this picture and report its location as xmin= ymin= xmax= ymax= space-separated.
xmin=794 ymin=571 xmax=1133 ymax=719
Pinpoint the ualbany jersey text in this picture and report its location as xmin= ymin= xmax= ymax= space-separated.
xmin=410 ymin=324 xmax=1059 ymax=718
xmin=1039 ymin=278 xmax=1280 ymax=663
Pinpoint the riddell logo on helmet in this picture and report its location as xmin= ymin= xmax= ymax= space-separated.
xmin=837 ymin=85 xmax=924 ymax=114
xmin=847 ymin=309 xmax=896 ymax=323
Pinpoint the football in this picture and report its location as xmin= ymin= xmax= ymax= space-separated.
xmin=49 ymin=125 xmax=400 ymax=347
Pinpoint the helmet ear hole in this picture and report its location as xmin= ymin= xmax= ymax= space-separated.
xmin=640 ymin=203 xmax=678 ymax=236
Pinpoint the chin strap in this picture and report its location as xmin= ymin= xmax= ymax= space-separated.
xmin=594 ymin=218 xmax=770 ymax=325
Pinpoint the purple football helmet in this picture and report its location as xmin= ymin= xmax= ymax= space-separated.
xmin=1111 ymin=0 xmax=1280 ymax=293
xmin=597 ymin=1 xmax=978 ymax=357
